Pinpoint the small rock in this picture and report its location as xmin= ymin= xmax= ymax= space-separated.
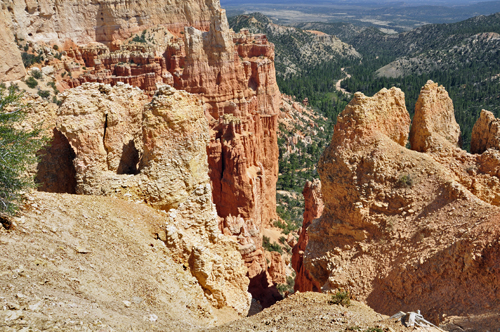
xmin=132 ymin=296 xmax=143 ymax=304
xmin=29 ymin=301 xmax=43 ymax=311
xmin=76 ymin=246 xmax=91 ymax=254
xmin=123 ymin=301 xmax=131 ymax=308
xmin=6 ymin=302 xmax=20 ymax=310
xmin=148 ymin=314 xmax=158 ymax=322
xmin=5 ymin=310 xmax=23 ymax=322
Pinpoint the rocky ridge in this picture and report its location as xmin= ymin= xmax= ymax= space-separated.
xmin=299 ymin=81 xmax=500 ymax=326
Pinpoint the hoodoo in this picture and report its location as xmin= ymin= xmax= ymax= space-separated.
xmin=301 ymin=81 xmax=500 ymax=323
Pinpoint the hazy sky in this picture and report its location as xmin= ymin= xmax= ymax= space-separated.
xmin=221 ymin=0 xmax=482 ymax=5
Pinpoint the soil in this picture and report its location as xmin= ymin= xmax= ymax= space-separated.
xmin=202 ymin=292 xmax=441 ymax=332
xmin=0 ymin=192 xmax=239 ymax=332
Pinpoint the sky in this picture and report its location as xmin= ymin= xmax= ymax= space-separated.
xmin=221 ymin=0 xmax=482 ymax=5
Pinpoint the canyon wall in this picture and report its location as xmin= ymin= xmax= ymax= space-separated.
xmin=1 ymin=0 xmax=217 ymax=45
xmin=5 ymin=0 xmax=281 ymax=306
xmin=303 ymin=81 xmax=500 ymax=324
xmin=48 ymin=82 xmax=252 ymax=315
xmin=0 ymin=4 xmax=26 ymax=81
xmin=292 ymin=179 xmax=323 ymax=293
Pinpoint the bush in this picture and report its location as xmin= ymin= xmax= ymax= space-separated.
xmin=37 ymin=90 xmax=50 ymax=99
xmin=276 ymin=275 xmax=295 ymax=297
xmin=52 ymin=45 xmax=59 ymax=51
xmin=0 ymin=86 xmax=47 ymax=214
xmin=25 ymin=77 xmax=38 ymax=89
xmin=47 ymin=81 xmax=58 ymax=94
xmin=278 ymin=236 xmax=286 ymax=244
xmin=31 ymin=70 xmax=42 ymax=80
xmin=132 ymin=30 xmax=148 ymax=43
xmin=328 ymin=289 xmax=351 ymax=307
xmin=21 ymin=52 xmax=42 ymax=68
xmin=262 ymin=235 xmax=283 ymax=254
xmin=398 ymin=174 xmax=413 ymax=188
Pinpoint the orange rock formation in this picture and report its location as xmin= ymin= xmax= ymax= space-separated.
xmin=292 ymin=180 xmax=323 ymax=293
xmin=8 ymin=0 xmax=282 ymax=306
xmin=303 ymin=81 xmax=500 ymax=324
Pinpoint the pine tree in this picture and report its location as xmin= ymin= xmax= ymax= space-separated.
xmin=0 ymin=84 xmax=46 ymax=215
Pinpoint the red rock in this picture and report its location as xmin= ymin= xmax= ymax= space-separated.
xmin=292 ymin=180 xmax=323 ymax=293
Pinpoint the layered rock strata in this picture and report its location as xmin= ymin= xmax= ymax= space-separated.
xmin=304 ymin=81 xmax=500 ymax=324
xmin=292 ymin=179 xmax=323 ymax=293
xmin=50 ymin=83 xmax=251 ymax=315
xmin=2 ymin=0 xmax=217 ymax=46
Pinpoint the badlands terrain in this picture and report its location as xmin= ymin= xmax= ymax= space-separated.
xmin=0 ymin=0 xmax=500 ymax=331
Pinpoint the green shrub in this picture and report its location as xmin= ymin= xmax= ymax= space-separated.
xmin=31 ymin=70 xmax=42 ymax=80
xmin=25 ymin=77 xmax=38 ymax=89
xmin=276 ymin=275 xmax=295 ymax=297
xmin=328 ymin=289 xmax=351 ymax=307
xmin=0 ymin=86 xmax=47 ymax=214
xmin=37 ymin=90 xmax=50 ymax=99
xmin=278 ymin=236 xmax=286 ymax=244
xmin=262 ymin=235 xmax=283 ymax=254
xmin=47 ymin=81 xmax=58 ymax=94
xmin=398 ymin=174 xmax=413 ymax=188
xmin=21 ymin=52 xmax=42 ymax=68
xmin=52 ymin=45 xmax=59 ymax=51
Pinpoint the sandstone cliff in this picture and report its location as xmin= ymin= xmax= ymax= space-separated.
xmin=5 ymin=0 xmax=282 ymax=308
xmin=303 ymin=81 xmax=500 ymax=324
xmin=2 ymin=0 xmax=217 ymax=46
xmin=291 ymin=179 xmax=323 ymax=293
xmin=37 ymin=83 xmax=252 ymax=315
xmin=0 ymin=4 xmax=26 ymax=81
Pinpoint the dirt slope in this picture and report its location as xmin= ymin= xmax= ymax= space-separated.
xmin=202 ymin=292 xmax=441 ymax=332
xmin=0 ymin=192 xmax=239 ymax=331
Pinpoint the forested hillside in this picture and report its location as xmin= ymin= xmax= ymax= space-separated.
xmin=229 ymin=13 xmax=360 ymax=77
xmin=294 ymin=12 xmax=500 ymax=150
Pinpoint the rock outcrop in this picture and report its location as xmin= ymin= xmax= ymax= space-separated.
xmin=47 ymin=83 xmax=251 ymax=315
xmin=471 ymin=109 xmax=500 ymax=154
xmin=3 ymin=0 xmax=217 ymax=46
xmin=292 ymin=179 xmax=323 ymax=293
xmin=0 ymin=6 xmax=26 ymax=81
xmin=8 ymin=0 xmax=281 ymax=307
xmin=410 ymin=81 xmax=461 ymax=153
xmin=304 ymin=81 xmax=500 ymax=324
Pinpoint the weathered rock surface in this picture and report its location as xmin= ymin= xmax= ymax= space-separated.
xmin=471 ymin=109 xmax=500 ymax=154
xmin=0 ymin=192 xmax=243 ymax=331
xmin=267 ymin=251 xmax=287 ymax=285
xmin=0 ymin=5 xmax=26 ymax=81
xmin=9 ymin=0 xmax=281 ymax=308
xmin=304 ymin=81 xmax=500 ymax=325
xmin=47 ymin=83 xmax=251 ymax=315
xmin=410 ymin=80 xmax=461 ymax=153
xmin=3 ymin=0 xmax=216 ymax=46
xmin=292 ymin=179 xmax=323 ymax=293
